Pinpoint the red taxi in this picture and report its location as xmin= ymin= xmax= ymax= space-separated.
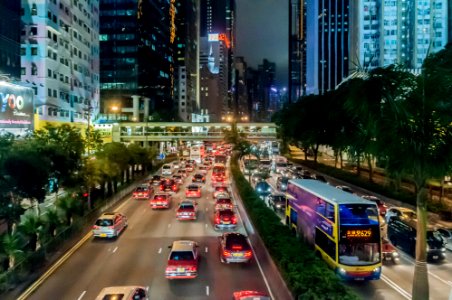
xmin=185 ymin=184 xmax=202 ymax=198
xmin=213 ymin=186 xmax=229 ymax=198
xmin=132 ymin=185 xmax=153 ymax=200
xmin=214 ymin=209 xmax=237 ymax=230
xmin=165 ymin=240 xmax=199 ymax=279
xmin=185 ymin=164 xmax=194 ymax=172
xmin=233 ymin=291 xmax=270 ymax=300
xmin=214 ymin=197 xmax=233 ymax=211
xmin=149 ymin=193 xmax=172 ymax=209
xmin=176 ymin=200 xmax=198 ymax=220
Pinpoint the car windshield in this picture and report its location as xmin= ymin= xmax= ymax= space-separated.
xmin=280 ymin=177 xmax=289 ymax=183
xmin=216 ymin=198 xmax=232 ymax=204
xmin=276 ymin=162 xmax=287 ymax=167
xmin=195 ymin=174 xmax=202 ymax=178
xmin=339 ymin=241 xmax=380 ymax=266
xmin=188 ymin=186 xmax=199 ymax=191
xmin=102 ymin=294 xmax=125 ymax=300
xmin=154 ymin=195 xmax=167 ymax=200
xmin=428 ymin=231 xmax=444 ymax=243
xmin=257 ymin=182 xmax=269 ymax=189
xmin=95 ymin=219 xmax=113 ymax=226
xmin=220 ymin=209 xmax=234 ymax=216
xmin=135 ymin=187 xmax=146 ymax=192
xmin=169 ymin=250 xmax=194 ymax=261
xmin=272 ymin=196 xmax=285 ymax=202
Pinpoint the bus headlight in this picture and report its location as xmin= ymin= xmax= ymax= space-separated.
xmin=338 ymin=268 xmax=347 ymax=275
xmin=373 ymin=267 xmax=381 ymax=274
xmin=392 ymin=252 xmax=399 ymax=257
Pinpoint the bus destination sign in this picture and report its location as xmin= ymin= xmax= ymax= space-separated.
xmin=346 ymin=229 xmax=372 ymax=238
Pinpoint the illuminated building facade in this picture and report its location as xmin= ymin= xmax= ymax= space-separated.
xmin=306 ymin=0 xmax=350 ymax=95
xmin=288 ymin=0 xmax=306 ymax=102
xmin=99 ymin=0 xmax=174 ymax=121
xmin=0 ymin=0 xmax=21 ymax=81
xmin=20 ymin=0 xmax=100 ymax=129
xmin=174 ymin=0 xmax=199 ymax=122
xmin=349 ymin=0 xmax=448 ymax=72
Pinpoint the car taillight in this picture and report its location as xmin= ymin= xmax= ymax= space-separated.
xmin=160 ymin=186 xmax=164 ymax=191
xmin=223 ymin=250 xmax=231 ymax=257
xmin=186 ymin=265 xmax=197 ymax=272
xmin=92 ymin=225 xmax=99 ymax=229
xmin=244 ymin=250 xmax=252 ymax=258
xmin=172 ymin=185 xmax=177 ymax=191
xmin=215 ymin=216 xmax=220 ymax=224
xmin=232 ymin=245 xmax=242 ymax=250
xmin=232 ymin=216 xmax=237 ymax=224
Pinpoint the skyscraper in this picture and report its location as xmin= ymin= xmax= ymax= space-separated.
xmin=350 ymin=0 xmax=448 ymax=72
xmin=288 ymin=0 xmax=306 ymax=102
xmin=0 ymin=0 xmax=21 ymax=81
xmin=174 ymin=0 xmax=199 ymax=122
xmin=99 ymin=0 xmax=174 ymax=121
xmin=306 ymin=0 xmax=350 ymax=95
xmin=21 ymin=0 xmax=100 ymax=128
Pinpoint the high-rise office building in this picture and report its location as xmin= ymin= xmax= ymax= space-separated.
xmin=21 ymin=0 xmax=100 ymax=128
xmin=306 ymin=0 xmax=350 ymax=95
xmin=99 ymin=0 xmax=174 ymax=121
xmin=257 ymin=59 xmax=276 ymax=120
xmin=350 ymin=0 xmax=448 ymax=72
xmin=0 ymin=0 xmax=21 ymax=81
xmin=288 ymin=0 xmax=306 ymax=102
xmin=199 ymin=0 xmax=235 ymax=118
xmin=174 ymin=0 xmax=199 ymax=122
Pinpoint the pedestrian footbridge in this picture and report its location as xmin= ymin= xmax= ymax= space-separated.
xmin=94 ymin=122 xmax=278 ymax=143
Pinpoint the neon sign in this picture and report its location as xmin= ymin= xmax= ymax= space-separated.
xmin=346 ymin=229 xmax=372 ymax=238
xmin=169 ymin=0 xmax=176 ymax=43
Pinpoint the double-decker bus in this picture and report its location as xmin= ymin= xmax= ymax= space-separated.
xmin=242 ymin=155 xmax=259 ymax=175
xmin=190 ymin=144 xmax=205 ymax=164
xmin=285 ymin=179 xmax=382 ymax=281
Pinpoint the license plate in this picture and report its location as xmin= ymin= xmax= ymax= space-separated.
xmin=100 ymin=233 xmax=107 ymax=237
xmin=232 ymin=253 xmax=243 ymax=257
xmin=433 ymin=255 xmax=438 ymax=260
xmin=177 ymin=267 xmax=185 ymax=272
xmin=385 ymin=257 xmax=392 ymax=261
xmin=223 ymin=221 xmax=230 ymax=224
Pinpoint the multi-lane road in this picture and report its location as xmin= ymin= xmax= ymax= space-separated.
xmin=264 ymin=169 xmax=452 ymax=300
xmin=18 ymin=163 xmax=289 ymax=300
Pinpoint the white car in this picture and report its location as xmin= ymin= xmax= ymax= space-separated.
xmin=438 ymin=228 xmax=452 ymax=251
xmin=162 ymin=164 xmax=173 ymax=176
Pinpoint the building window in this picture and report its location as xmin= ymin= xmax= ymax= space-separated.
xmin=48 ymin=69 xmax=52 ymax=77
xmin=20 ymin=48 xmax=26 ymax=55
xmin=48 ymin=107 xmax=52 ymax=115
xmin=30 ymin=27 xmax=38 ymax=35
xmin=31 ymin=48 xmax=38 ymax=55
xmin=48 ymin=88 xmax=52 ymax=96
xmin=21 ymin=67 xmax=26 ymax=75
xmin=31 ymin=3 xmax=37 ymax=15
xmin=53 ymin=90 xmax=57 ymax=97
xmin=31 ymin=63 xmax=38 ymax=75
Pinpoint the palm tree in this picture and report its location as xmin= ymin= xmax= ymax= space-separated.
xmin=56 ymin=195 xmax=82 ymax=226
xmin=43 ymin=208 xmax=62 ymax=237
xmin=2 ymin=232 xmax=25 ymax=270
xmin=18 ymin=214 xmax=42 ymax=251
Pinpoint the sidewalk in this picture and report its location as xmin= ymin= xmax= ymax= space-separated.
xmin=288 ymin=145 xmax=452 ymax=229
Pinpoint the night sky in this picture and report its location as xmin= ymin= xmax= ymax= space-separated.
xmin=236 ymin=0 xmax=288 ymax=87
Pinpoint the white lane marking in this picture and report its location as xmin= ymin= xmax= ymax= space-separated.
xmin=168 ymin=223 xmax=172 ymax=228
xmin=77 ymin=291 xmax=87 ymax=300
xmin=381 ymin=274 xmax=412 ymax=299
xmin=205 ymin=247 xmax=208 ymax=253
xmin=158 ymin=248 xmax=162 ymax=254
xmin=146 ymin=286 xmax=149 ymax=292
xmin=112 ymin=246 xmax=118 ymax=253
xmin=205 ymin=207 xmax=208 ymax=212
xmin=429 ymin=270 xmax=452 ymax=287
xmin=206 ymin=286 xmax=210 ymax=296
xmin=205 ymin=223 xmax=208 ymax=228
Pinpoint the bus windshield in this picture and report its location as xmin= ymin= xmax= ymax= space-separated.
xmin=339 ymin=240 xmax=380 ymax=266
xmin=339 ymin=204 xmax=379 ymax=226
xmin=244 ymin=159 xmax=259 ymax=169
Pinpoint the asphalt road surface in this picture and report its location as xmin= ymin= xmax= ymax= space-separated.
xmin=22 ymin=163 xmax=287 ymax=300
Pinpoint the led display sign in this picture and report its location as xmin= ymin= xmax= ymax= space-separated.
xmin=208 ymin=33 xmax=219 ymax=42
xmin=346 ymin=229 xmax=372 ymax=238
xmin=0 ymin=82 xmax=33 ymax=130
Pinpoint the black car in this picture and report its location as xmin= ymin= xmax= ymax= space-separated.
xmin=267 ymin=193 xmax=286 ymax=212
xmin=387 ymin=218 xmax=446 ymax=262
xmin=192 ymin=173 xmax=206 ymax=183
xmin=159 ymin=178 xmax=179 ymax=192
xmin=276 ymin=176 xmax=289 ymax=191
xmin=313 ymin=174 xmax=328 ymax=183
xmin=255 ymin=181 xmax=271 ymax=196
xmin=150 ymin=175 xmax=162 ymax=186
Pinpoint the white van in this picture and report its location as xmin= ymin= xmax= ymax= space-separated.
xmin=162 ymin=164 xmax=173 ymax=176
xmin=95 ymin=286 xmax=148 ymax=300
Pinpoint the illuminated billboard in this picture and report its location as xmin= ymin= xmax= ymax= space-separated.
xmin=0 ymin=82 xmax=34 ymax=130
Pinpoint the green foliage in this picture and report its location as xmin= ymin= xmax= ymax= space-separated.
xmin=230 ymin=155 xmax=358 ymax=299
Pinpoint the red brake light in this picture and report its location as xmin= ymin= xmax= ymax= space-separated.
xmin=232 ymin=245 xmax=242 ymax=250
xmin=92 ymin=225 xmax=98 ymax=229
xmin=232 ymin=216 xmax=237 ymax=224
xmin=223 ymin=250 xmax=231 ymax=257
xmin=172 ymin=185 xmax=177 ymax=190
xmin=244 ymin=250 xmax=252 ymax=257
xmin=215 ymin=216 xmax=220 ymax=224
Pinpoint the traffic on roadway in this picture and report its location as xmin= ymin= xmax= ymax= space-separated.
xmin=21 ymin=143 xmax=274 ymax=300
xmin=244 ymin=141 xmax=452 ymax=300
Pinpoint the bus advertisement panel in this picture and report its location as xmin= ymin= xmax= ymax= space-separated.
xmin=286 ymin=179 xmax=382 ymax=281
xmin=0 ymin=82 xmax=34 ymax=132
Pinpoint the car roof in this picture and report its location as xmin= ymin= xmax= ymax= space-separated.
xmin=99 ymin=212 xmax=118 ymax=219
xmin=96 ymin=286 xmax=143 ymax=299
xmin=187 ymin=184 xmax=200 ymax=188
xmin=390 ymin=207 xmax=415 ymax=213
xmin=270 ymin=192 xmax=285 ymax=197
xmin=171 ymin=240 xmax=196 ymax=252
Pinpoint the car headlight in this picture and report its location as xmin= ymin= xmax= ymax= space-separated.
xmin=338 ymin=268 xmax=347 ymax=275
xmin=392 ymin=252 xmax=399 ymax=257
xmin=441 ymin=247 xmax=446 ymax=252
xmin=257 ymin=188 xmax=261 ymax=192
xmin=282 ymin=184 xmax=287 ymax=188
xmin=426 ymin=244 xmax=430 ymax=251
xmin=267 ymin=188 xmax=271 ymax=191
xmin=276 ymin=204 xmax=281 ymax=208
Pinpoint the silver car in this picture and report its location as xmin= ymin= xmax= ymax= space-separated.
xmin=92 ymin=212 xmax=128 ymax=239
